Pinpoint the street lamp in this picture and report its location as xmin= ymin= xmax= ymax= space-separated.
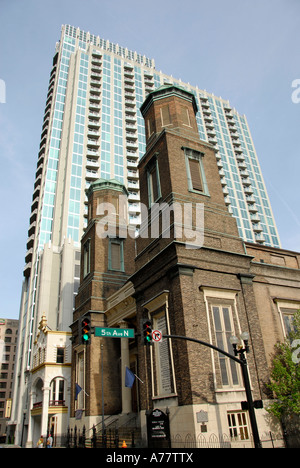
xmin=229 ymin=332 xmax=262 ymax=449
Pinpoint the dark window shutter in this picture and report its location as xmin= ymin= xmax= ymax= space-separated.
xmin=151 ymin=165 xmax=159 ymax=201
xmin=189 ymin=158 xmax=203 ymax=191
xmin=111 ymin=242 xmax=121 ymax=270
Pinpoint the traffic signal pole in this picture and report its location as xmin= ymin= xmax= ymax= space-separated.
xmin=162 ymin=334 xmax=262 ymax=449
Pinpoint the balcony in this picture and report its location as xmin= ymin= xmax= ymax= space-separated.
xmin=125 ymin=99 xmax=136 ymax=108
xmin=126 ymin=140 xmax=138 ymax=150
xmin=30 ymin=208 xmax=38 ymax=224
xmin=26 ymin=234 xmax=35 ymax=249
xmin=248 ymin=203 xmax=258 ymax=213
xmin=255 ymin=233 xmax=265 ymax=244
xmin=242 ymin=177 xmax=251 ymax=186
xmin=25 ymin=248 xmax=33 ymax=263
xmin=90 ymin=94 xmax=101 ymax=104
xmin=128 ymin=180 xmax=139 ymax=190
xmin=91 ymin=70 xmax=101 ymax=79
xmin=88 ymin=119 xmax=100 ymax=129
xmin=28 ymin=221 xmax=37 ymax=237
xmin=250 ymin=213 xmax=260 ymax=222
xmin=91 ymin=79 xmax=101 ymax=87
xmin=127 ymin=170 xmax=138 ymax=179
xmin=86 ymin=158 xmax=99 ymax=170
xmin=91 ymin=57 xmax=101 ymax=65
xmin=127 ymin=158 xmax=138 ymax=168
xmin=253 ymin=223 xmax=263 ymax=232
xmin=88 ymin=110 xmax=100 ymax=120
xmin=244 ymin=185 xmax=254 ymax=194
xmin=126 ymin=131 xmax=137 ymax=141
xmin=128 ymin=191 xmax=140 ymax=201
xmin=88 ymin=128 xmax=100 ymax=138
xmin=87 ymin=138 xmax=100 ymax=148
xmin=86 ymin=149 xmax=100 ymax=159
xmin=89 ymin=102 xmax=101 ymax=111
xmin=90 ymin=86 xmax=101 ymax=95
xmin=85 ymin=170 xmax=98 ymax=181
xmin=92 ymin=49 xmax=102 ymax=58
xmin=23 ymin=262 xmax=32 ymax=278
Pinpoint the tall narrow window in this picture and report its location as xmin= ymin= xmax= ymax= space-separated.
xmin=147 ymin=157 xmax=161 ymax=206
xmin=160 ymin=105 xmax=171 ymax=126
xmin=189 ymin=158 xmax=203 ymax=191
xmin=181 ymin=105 xmax=191 ymax=126
xmin=109 ymin=238 xmax=124 ymax=271
xmin=151 ymin=308 xmax=176 ymax=398
xmin=184 ymin=147 xmax=209 ymax=195
xmin=212 ymin=305 xmax=239 ymax=387
xmin=56 ymin=347 xmax=65 ymax=364
xmin=83 ymin=239 xmax=90 ymax=277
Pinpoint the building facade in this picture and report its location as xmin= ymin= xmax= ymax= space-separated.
xmin=0 ymin=318 xmax=18 ymax=440
xmin=11 ymin=24 xmax=281 ymax=446
xmin=69 ymin=85 xmax=300 ymax=448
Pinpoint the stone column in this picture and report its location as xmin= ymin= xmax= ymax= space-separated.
xmin=119 ymin=321 xmax=132 ymax=413
xmin=25 ymin=390 xmax=36 ymax=448
xmin=41 ymin=386 xmax=51 ymax=437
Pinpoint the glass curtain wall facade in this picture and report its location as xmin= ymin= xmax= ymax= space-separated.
xmin=10 ymin=24 xmax=280 ymax=446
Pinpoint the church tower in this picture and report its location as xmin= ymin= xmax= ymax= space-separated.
xmin=132 ymin=85 xmax=266 ymax=440
xmin=71 ymin=178 xmax=135 ymax=419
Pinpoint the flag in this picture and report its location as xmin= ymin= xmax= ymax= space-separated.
xmin=125 ymin=367 xmax=135 ymax=388
xmin=75 ymin=383 xmax=82 ymax=401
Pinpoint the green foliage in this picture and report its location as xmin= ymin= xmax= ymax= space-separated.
xmin=267 ymin=311 xmax=300 ymax=419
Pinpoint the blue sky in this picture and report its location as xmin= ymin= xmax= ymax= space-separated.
xmin=0 ymin=0 xmax=299 ymax=319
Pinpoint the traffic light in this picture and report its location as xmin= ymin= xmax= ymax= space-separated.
xmin=81 ymin=315 xmax=91 ymax=344
xmin=142 ymin=320 xmax=153 ymax=345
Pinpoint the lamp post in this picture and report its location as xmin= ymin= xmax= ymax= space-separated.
xmin=229 ymin=332 xmax=262 ymax=449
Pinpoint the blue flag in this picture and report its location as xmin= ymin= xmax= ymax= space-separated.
xmin=75 ymin=383 xmax=82 ymax=401
xmin=125 ymin=367 xmax=135 ymax=388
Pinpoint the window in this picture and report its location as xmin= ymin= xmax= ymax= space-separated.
xmin=188 ymin=158 xmax=203 ymax=191
xmin=180 ymin=105 xmax=191 ymax=126
xmin=160 ymin=105 xmax=171 ymax=126
xmin=212 ymin=305 xmax=239 ymax=387
xmin=280 ymin=307 xmax=298 ymax=341
xmin=227 ymin=411 xmax=249 ymax=440
xmin=83 ymin=239 xmax=91 ymax=277
xmin=50 ymin=378 xmax=65 ymax=406
xmin=147 ymin=157 xmax=161 ymax=206
xmin=109 ymin=238 xmax=124 ymax=271
xmin=275 ymin=300 xmax=300 ymax=341
xmin=184 ymin=147 xmax=209 ymax=195
xmin=146 ymin=118 xmax=155 ymax=139
xmin=56 ymin=347 xmax=65 ymax=364
xmin=153 ymin=311 xmax=173 ymax=396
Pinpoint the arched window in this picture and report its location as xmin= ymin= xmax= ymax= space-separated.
xmin=50 ymin=378 xmax=65 ymax=406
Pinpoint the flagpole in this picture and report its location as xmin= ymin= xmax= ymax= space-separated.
xmin=101 ymin=343 xmax=105 ymax=434
xmin=134 ymin=373 xmax=144 ymax=384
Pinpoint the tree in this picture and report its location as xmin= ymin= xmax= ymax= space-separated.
xmin=266 ymin=310 xmax=300 ymax=419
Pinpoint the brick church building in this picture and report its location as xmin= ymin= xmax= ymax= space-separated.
xmin=70 ymin=84 xmax=300 ymax=447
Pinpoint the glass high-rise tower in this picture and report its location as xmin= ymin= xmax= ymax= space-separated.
xmin=10 ymin=24 xmax=280 ymax=445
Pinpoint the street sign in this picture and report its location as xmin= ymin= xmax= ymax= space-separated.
xmin=95 ymin=327 xmax=135 ymax=339
xmin=152 ymin=330 xmax=162 ymax=342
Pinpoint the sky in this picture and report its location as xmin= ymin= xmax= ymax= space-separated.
xmin=0 ymin=0 xmax=299 ymax=319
